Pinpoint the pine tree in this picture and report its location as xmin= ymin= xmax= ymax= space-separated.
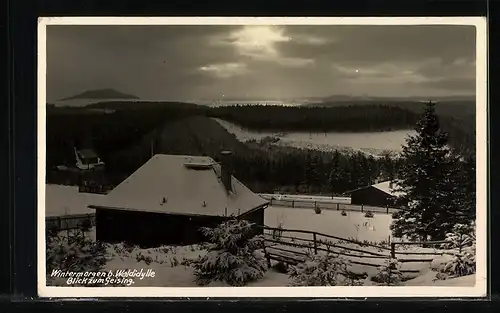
xmin=391 ymin=102 xmax=461 ymax=241
xmin=380 ymin=153 xmax=396 ymax=182
xmin=327 ymin=151 xmax=346 ymax=195
xmin=453 ymin=154 xmax=476 ymax=225
xmin=311 ymin=154 xmax=324 ymax=189
xmin=288 ymin=252 xmax=355 ymax=286
xmin=192 ymin=219 xmax=268 ymax=286
xmin=348 ymin=152 xmax=365 ymax=189
xmin=304 ymin=152 xmax=316 ymax=192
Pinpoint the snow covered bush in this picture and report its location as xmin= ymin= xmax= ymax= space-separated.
xmin=341 ymin=210 xmax=347 ymax=216
xmin=136 ymin=252 xmax=153 ymax=265
xmin=192 ymin=219 xmax=268 ymax=286
xmin=78 ymin=218 xmax=93 ymax=234
xmin=273 ymin=224 xmax=284 ymax=240
xmin=371 ymin=257 xmax=403 ymax=286
xmin=434 ymin=271 xmax=449 ymax=281
xmin=439 ymin=223 xmax=476 ymax=278
xmin=314 ymin=206 xmax=322 ymax=214
xmin=364 ymin=211 xmax=374 ymax=218
xmin=288 ymin=252 xmax=355 ymax=286
xmin=273 ymin=214 xmax=286 ymax=240
xmin=273 ymin=261 xmax=289 ymax=274
xmin=441 ymin=222 xmax=476 ymax=251
xmin=441 ymin=252 xmax=475 ymax=278
xmin=46 ymin=226 xmax=108 ymax=285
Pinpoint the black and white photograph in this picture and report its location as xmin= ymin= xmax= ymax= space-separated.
xmin=38 ymin=17 xmax=487 ymax=298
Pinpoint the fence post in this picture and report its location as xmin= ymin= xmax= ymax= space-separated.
xmin=386 ymin=206 xmax=389 ymax=214
xmin=361 ymin=204 xmax=364 ymax=213
xmin=292 ymin=200 xmax=294 ymax=208
xmin=336 ymin=203 xmax=339 ymax=211
xmin=313 ymin=233 xmax=318 ymax=254
xmin=390 ymin=242 xmax=396 ymax=258
xmin=314 ymin=201 xmax=317 ymax=209
xmin=262 ymin=242 xmax=271 ymax=268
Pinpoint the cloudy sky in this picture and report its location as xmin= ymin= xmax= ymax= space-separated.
xmin=46 ymin=24 xmax=476 ymax=102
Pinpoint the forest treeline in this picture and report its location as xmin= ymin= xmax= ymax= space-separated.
xmin=205 ymin=104 xmax=474 ymax=155
xmin=46 ymin=101 xmax=474 ymax=195
xmin=85 ymin=101 xmax=475 ymax=155
xmin=207 ymin=105 xmax=417 ymax=132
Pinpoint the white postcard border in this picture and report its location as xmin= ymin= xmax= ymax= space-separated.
xmin=37 ymin=16 xmax=488 ymax=298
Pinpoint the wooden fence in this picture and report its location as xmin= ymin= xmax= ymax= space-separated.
xmin=46 ymin=213 xmax=95 ymax=231
xmin=390 ymin=240 xmax=452 ymax=258
xmin=263 ymin=197 xmax=399 ymax=215
xmin=258 ymin=225 xmax=451 ymax=273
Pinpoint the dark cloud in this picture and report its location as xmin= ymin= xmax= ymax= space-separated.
xmin=420 ymin=77 xmax=476 ymax=92
xmin=45 ymin=24 xmax=477 ymax=102
xmin=279 ymin=25 xmax=476 ymax=65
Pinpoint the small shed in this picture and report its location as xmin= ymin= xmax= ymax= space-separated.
xmin=74 ymin=147 xmax=105 ymax=170
xmin=345 ymin=181 xmax=402 ymax=208
xmin=88 ymin=152 xmax=269 ymax=247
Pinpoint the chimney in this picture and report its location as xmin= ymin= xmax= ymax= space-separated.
xmin=220 ymin=150 xmax=232 ymax=192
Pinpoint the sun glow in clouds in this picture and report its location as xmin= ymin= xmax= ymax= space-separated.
xmin=199 ymin=62 xmax=248 ymax=78
xmin=229 ymin=26 xmax=290 ymax=58
xmin=201 ymin=25 xmax=320 ymax=77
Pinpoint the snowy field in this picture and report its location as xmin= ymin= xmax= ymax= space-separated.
xmin=214 ymin=118 xmax=415 ymax=156
xmin=45 ymin=184 xmax=105 ymax=217
xmin=265 ymin=206 xmax=393 ymax=243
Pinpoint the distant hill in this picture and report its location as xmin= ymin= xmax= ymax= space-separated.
xmin=60 ymin=88 xmax=140 ymax=101
xmin=303 ymin=98 xmax=475 ymax=119
xmin=319 ymin=94 xmax=475 ymax=102
xmin=86 ymin=101 xmax=202 ymax=111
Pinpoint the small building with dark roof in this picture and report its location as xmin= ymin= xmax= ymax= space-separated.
xmin=344 ymin=181 xmax=403 ymax=208
xmin=88 ymin=152 xmax=269 ymax=247
xmin=74 ymin=147 xmax=105 ymax=170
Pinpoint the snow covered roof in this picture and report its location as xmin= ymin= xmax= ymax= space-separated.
xmin=88 ymin=154 xmax=269 ymax=217
xmin=342 ymin=180 xmax=405 ymax=197
xmin=371 ymin=181 xmax=404 ymax=197
xmin=45 ymin=184 xmax=106 ymax=217
xmin=78 ymin=149 xmax=98 ymax=159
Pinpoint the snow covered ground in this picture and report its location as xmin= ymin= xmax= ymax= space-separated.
xmin=45 ymin=186 xmax=473 ymax=288
xmin=404 ymin=272 xmax=475 ymax=286
xmin=265 ymin=206 xmax=393 ymax=243
xmin=48 ymin=227 xmax=470 ymax=288
xmin=45 ymin=184 xmax=105 ymax=217
xmin=213 ymin=118 xmax=414 ymax=157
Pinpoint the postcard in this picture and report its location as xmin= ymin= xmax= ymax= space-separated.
xmin=37 ymin=16 xmax=487 ymax=298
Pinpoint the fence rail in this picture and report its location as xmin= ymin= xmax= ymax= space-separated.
xmin=46 ymin=213 xmax=95 ymax=231
xmin=259 ymin=225 xmax=444 ymax=271
xmin=390 ymin=240 xmax=454 ymax=258
xmin=262 ymin=197 xmax=400 ymax=215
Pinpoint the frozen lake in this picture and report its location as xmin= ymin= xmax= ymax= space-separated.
xmin=214 ymin=118 xmax=414 ymax=156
